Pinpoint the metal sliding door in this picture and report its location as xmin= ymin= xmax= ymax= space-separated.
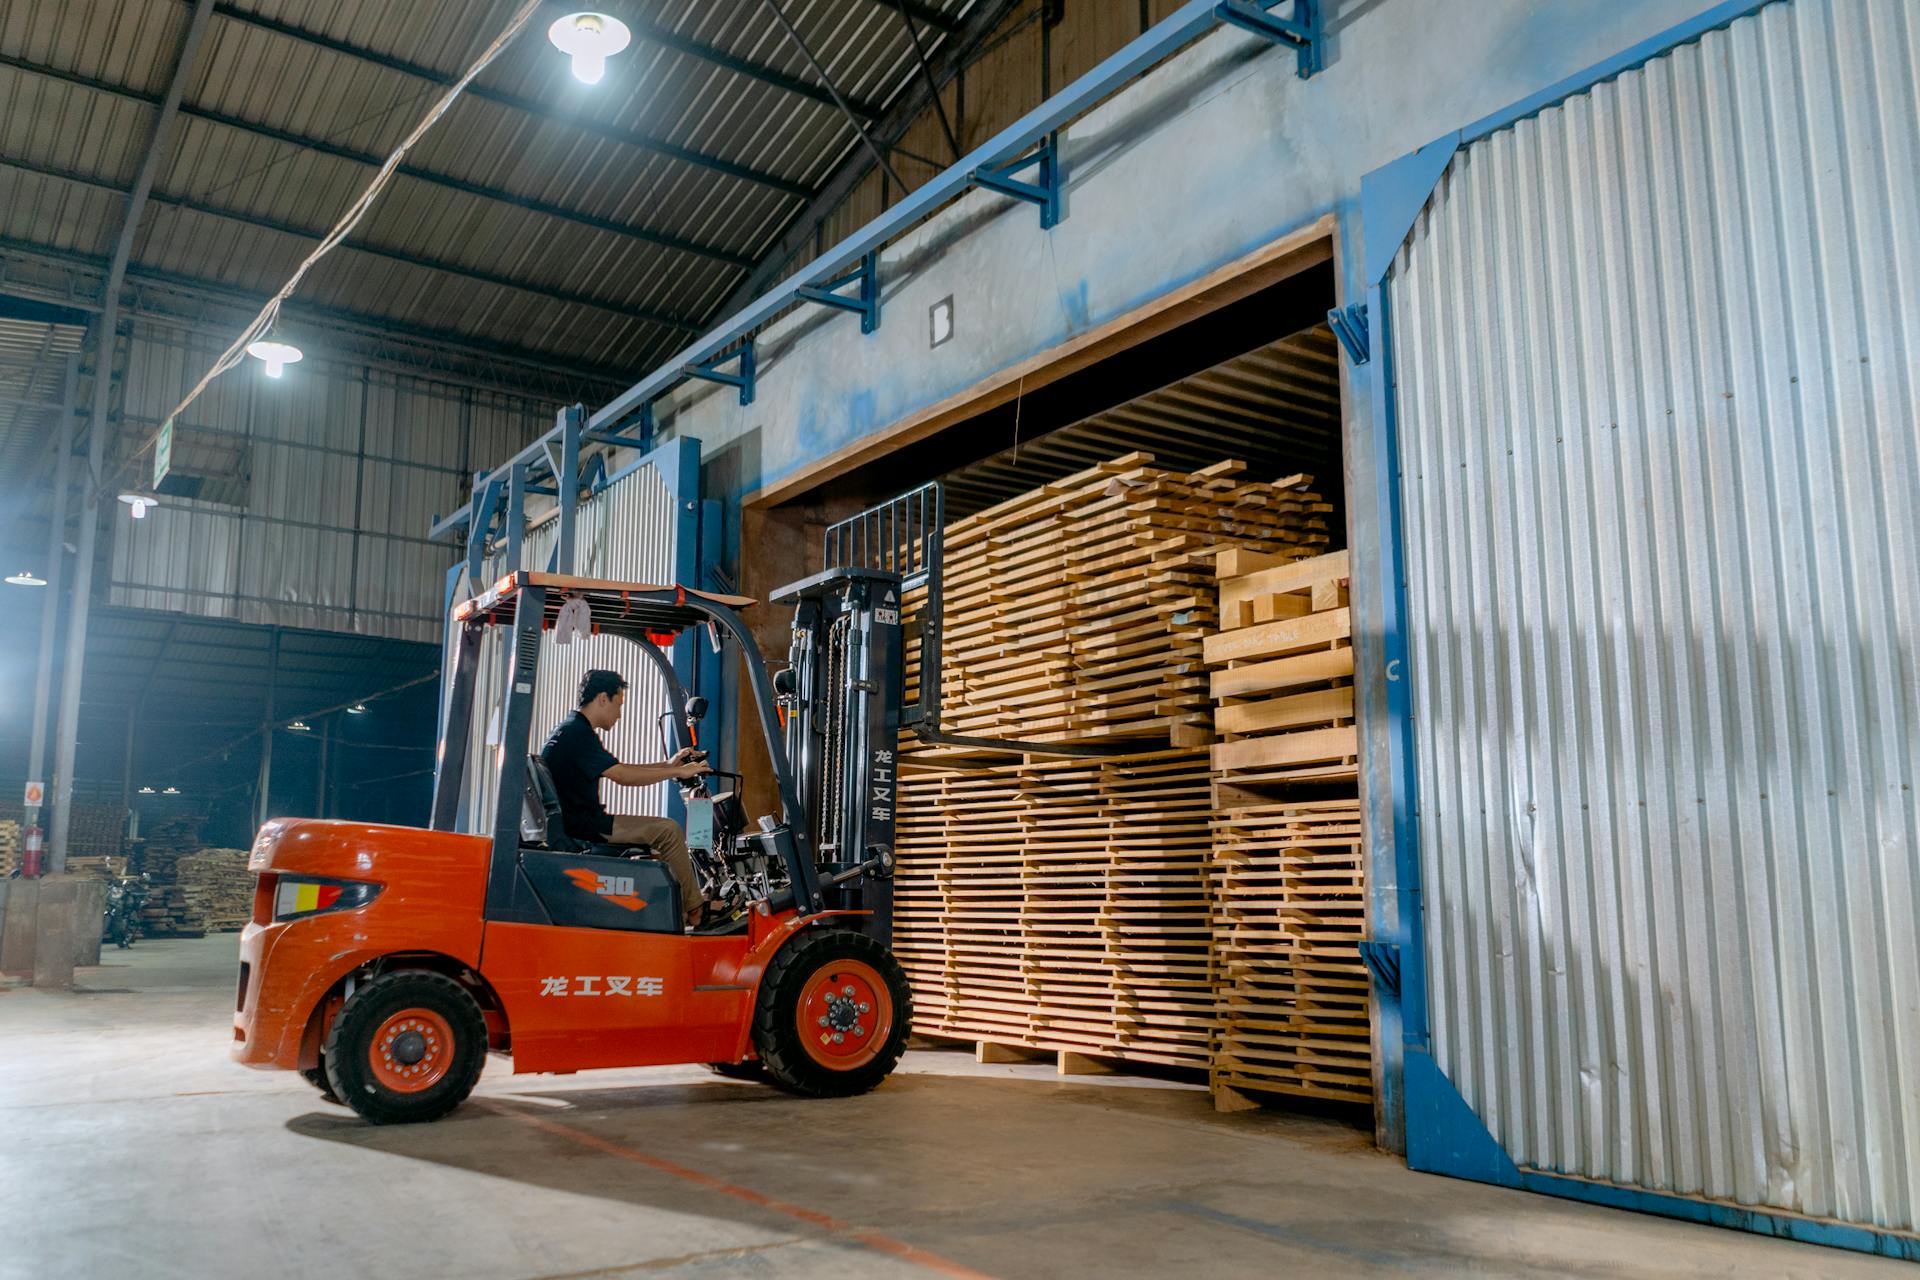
xmin=1386 ymin=0 xmax=1917 ymax=1235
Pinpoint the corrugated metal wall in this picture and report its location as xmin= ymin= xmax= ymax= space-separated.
xmin=459 ymin=461 xmax=681 ymax=830
xmin=110 ymin=323 xmax=555 ymax=643
xmin=1388 ymin=0 xmax=1918 ymax=1233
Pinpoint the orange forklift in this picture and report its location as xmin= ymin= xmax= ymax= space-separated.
xmin=232 ymin=522 xmax=920 ymax=1123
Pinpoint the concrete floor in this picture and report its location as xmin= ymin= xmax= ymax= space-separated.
xmin=0 ymin=938 xmax=1903 ymax=1280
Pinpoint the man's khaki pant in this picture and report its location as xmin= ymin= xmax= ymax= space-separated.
xmin=608 ymin=815 xmax=700 ymax=921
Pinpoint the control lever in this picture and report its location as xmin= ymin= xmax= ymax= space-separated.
xmin=821 ymin=846 xmax=894 ymax=887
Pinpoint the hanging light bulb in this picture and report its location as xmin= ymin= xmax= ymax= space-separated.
xmin=5 ymin=569 xmax=47 ymax=586
xmin=138 ymin=786 xmax=156 ymax=795
xmin=548 ymin=12 xmax=631 ymax=85
xmin=162 ymin=786 xmax=180 ymax=795
xmin=288 ymin=720 xmax=311 ymax=732
xmin=118 ymin=493 xmax=159 ymax=520
xmin=246 ymin=338 xmax=304 ymax=378
xmin=346 ymin=703 xmax=369 ymax=715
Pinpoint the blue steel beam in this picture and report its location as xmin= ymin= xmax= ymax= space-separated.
xmin=430 ymin=0 xmax=1321 ymax=540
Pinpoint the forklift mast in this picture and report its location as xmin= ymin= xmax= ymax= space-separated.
xmin=770 ymin=565 xmax=904 ymax=941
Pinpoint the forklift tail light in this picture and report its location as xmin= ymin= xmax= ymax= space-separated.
xmin=273 ymin=877 xmax=381 ymax=922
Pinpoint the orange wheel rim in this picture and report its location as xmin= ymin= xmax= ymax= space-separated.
xmin=367 ymin=1007 xmax=455 ymax=1093
xmin=798 ymin=958 xmax=892 ymax=1071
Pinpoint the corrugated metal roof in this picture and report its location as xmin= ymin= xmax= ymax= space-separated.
xmin=0 ymin=312 xmax=83 ymax=474
xmin=0 ymin=0 xmax=977 ymax=381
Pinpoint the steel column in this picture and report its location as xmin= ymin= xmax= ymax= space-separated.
xmin=50 ymin=0 xmax=217 ymax=873
xmin=23 ymin=354 xmax=79 ymax=854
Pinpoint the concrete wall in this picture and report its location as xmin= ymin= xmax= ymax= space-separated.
xmin=646 ymin=0 xmax=1709 ymax=1148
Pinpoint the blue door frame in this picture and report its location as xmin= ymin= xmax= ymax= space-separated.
xmin=1355 ymin=0 xmax=1916 ymax=1259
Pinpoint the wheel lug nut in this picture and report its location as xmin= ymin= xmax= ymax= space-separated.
xmin=858 ymin=1002 xmax=870 ymax=1013
xmin=832 ymin=1033 xmax=844 ymax=1043
xmin=853 ymin=1025 xmax=866 ymax=1037
xmin=843 ymin=985 xmax=855 ymax=996
xmin=817 ymin=1016 xmax=828 ymax=1026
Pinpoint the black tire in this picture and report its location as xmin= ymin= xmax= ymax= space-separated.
xmin=752 ymin=929 xmax=910 ymax=1099
xmin=300 ymin=1063 xmax=343 ymax=1105
xmin=323 ymin=970 xmax=488 ymax=1125
xmin=704 ymin=1060 xmax=767 ymax=1082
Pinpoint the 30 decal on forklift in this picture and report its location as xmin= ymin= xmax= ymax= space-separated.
xmin=538 ymin=976 xmax=664 ymax=997
xmin=561 ymin=867 xmax=647 ymax=911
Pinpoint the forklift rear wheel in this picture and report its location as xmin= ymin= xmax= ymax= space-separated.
xmin=323 ymin=971 xmax=488 ymax=1124
xmin=753 ymin=929 xmax=910 ymax=1098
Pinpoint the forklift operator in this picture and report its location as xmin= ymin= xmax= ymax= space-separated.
xmin=541 ymin=669 xmax=709 ymax=925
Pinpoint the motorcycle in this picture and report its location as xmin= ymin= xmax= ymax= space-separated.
xmin=103 ymin=874 xmax=150 ymax=949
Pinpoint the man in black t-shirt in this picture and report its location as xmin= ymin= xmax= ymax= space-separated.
xmin=540 ymin=669 xmax=709 ymax=925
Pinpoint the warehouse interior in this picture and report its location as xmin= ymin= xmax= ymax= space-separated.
xmin=3 ymin=0 xmax=1916 ymax=1277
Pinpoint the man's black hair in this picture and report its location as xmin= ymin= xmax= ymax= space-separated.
xmin=578 ymin=669 xmax=628 ymax=707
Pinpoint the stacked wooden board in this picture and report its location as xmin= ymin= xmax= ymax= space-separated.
xmin=896 ymin=752 xmax=1218 ymax=1068
xmin=1210 ymin=791 xmax=1370 ymax=1104
xmin=1206 ymin=548 xmax=1371 ymax=1107
xmin=912 ymin=454 xmax=1332 ymax=752
xmin=1204 ymin=549 xmax=1356 ymax=782
xmin=893 ymin=453 xmax=1343 ymax=1082
xmin=176 ymin=848 xmax=254 ymax=931
xmin=0 ymin=820 xmax=18 ymax=877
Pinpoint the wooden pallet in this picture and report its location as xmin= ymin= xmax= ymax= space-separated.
xmin=1205 ymin=549 xmax=1356 ymax=782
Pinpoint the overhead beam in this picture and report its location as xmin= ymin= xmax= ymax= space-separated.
xmin=889 ymin=0 xmax=960 ymax=32
xmin=0 ymin=54 xmax=776 ymax=262
xmin=204 ymin=1 xmax=891 ymax=124
xmin=0 ymin=156 xmax=701 ymax=334
xmin=721 ymin=0 xmax=1020 ymax=311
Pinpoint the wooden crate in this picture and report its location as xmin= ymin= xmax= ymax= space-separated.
xmin=1205 ymin=549 xmax=1356 ymax=783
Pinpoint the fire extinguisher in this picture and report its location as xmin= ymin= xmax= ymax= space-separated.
xmin=21 ymin=824 xmax=44 ymax=878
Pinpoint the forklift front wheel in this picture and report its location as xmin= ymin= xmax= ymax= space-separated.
xmin=323 ymin=971 xmax=488 ymax=1124
xmin=753 ymin=929 xmax=911 ymax=1098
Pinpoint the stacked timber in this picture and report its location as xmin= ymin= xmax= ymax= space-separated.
xmin=136 ymin=816 xmax=207 ymax=937
xmin=176 ymin=848 xmax=254 ymax=931
xmin=908 ymin=454 xmax=1332 ymax=752
xmin=1210 ymin=790 xmax=1370 ymax=1105
xmin=64 ymin=855 xmax=129 ymax=881
xmin=895 ymin=751 xmax=1218 ymax=1068
xmin=0 ymin=820 xmax=18 ymax=877
xmin=1204 ymin=550 xmax=1355 ymax=782
xmin=894 ymin=453 xmax=1337 ymax=1079
xmin=1205 ymin=547 xmax=1371 ymax=1108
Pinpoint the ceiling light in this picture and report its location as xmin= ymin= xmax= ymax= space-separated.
xmin=118 ymin=493 xmax=159 ymax=520
xmin=288 ymin=720 xmax=311 ymax=732
xmin=162 ymin=786 xmax=180 ymax=795
xmin=4 ymin=569 xmax=47 ymax=586
xmin=548 ymin=12 xmax=631 ymax=84
xmin=138 ymin=786 xmax=156 ymax=795
xmin=346 ymin=703 xmax=369 ymax=715
xmin=245 ymin=338 xmax=303 ymax=378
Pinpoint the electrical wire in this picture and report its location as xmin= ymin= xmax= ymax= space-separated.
xmin=109 ymin=0 xmax=545 ymax=492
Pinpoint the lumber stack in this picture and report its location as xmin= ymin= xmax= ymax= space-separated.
xmin=0 ymin=820 xmax=18 ymax=877
xmin=64 ymin=855 xmax=129 ymax=881
xmin=1210 ymin=792 xmax=1371 ymax=1104
xmin=908 ymin=454 xmax=1331 ymax=753
xmin=135 ymin=817 xmax=207 ymax=937
xmin=895 ymin=751 xmax=1218 ymax=1068
xmin=176 ymin=848 xmax=254 ymax=931
xmin=1204 ymin=550 xmax=1356 ymax=782
xmin=1205 ymin=547 xmax=1371 ymax=1107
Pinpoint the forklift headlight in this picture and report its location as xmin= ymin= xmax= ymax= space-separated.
xmin=273 ymin=877 xmax=381 ymax=921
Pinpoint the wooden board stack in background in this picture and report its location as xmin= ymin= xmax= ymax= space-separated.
xmin=909 ymin=454 xmax=1332 ymax=754
xmin=0 ymin=820 xmax=19 ymax=878
xmin=176 ymin=848 xmax=254 ymax=932
xmin=895 ymin=752 xmax=1218 ymax=1069
xmin=1205 ymin=547 xmax=1370 ymax=1108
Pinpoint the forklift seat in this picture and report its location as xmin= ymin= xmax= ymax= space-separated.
xmin=521 ymin=755 xmax=582 ymax=852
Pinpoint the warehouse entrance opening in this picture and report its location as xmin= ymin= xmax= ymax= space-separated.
xmin=739 ymin=228 xmax=1378 ymax=1129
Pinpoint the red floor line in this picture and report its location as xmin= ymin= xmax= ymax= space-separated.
xmin=489 ymin=1102 xmax=997 ymax=1280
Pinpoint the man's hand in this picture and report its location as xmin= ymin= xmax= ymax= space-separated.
xmin=669 ymin=746 xmax=708 ymax=780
